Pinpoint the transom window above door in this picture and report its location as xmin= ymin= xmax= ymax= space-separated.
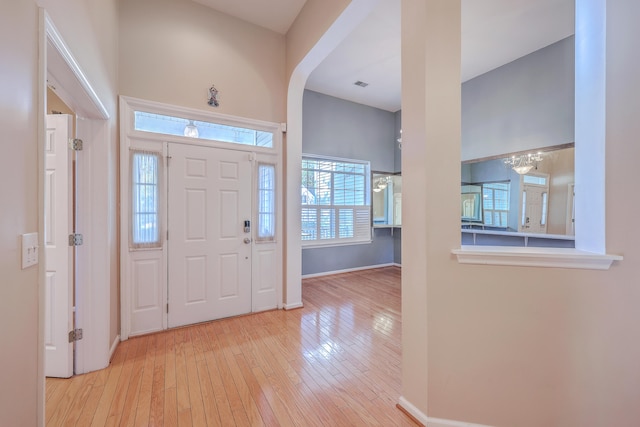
xmin=133 ymin=111 xmax=274 ymax=148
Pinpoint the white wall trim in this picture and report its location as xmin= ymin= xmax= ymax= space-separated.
xmin=398 ymin=396 xmax=429 ymax=425
xmin=283 ymin=302 xmax=304 ymax=310
xmin=44 ymin=14 xmax=109 ymax=120
xmin=452 ymin=245 xmax=622 ymax=270
xmin=302 ymin=263 xmax=396 ymax=279
xmin=109 ymin=335 xmax=120 ymax=362
xmin=398 ymin=397 xmax=496 ymax=427
xmin=40 ymin=9 xmax=112 ymax=382
xmin=393 ymin=262 xmax=402 ymax=268
xmin=426 ymin=417 xmax=495 ymax=427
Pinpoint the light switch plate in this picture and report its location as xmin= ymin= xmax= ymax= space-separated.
xmin=22 ymin=232 xmax=39 ymax=269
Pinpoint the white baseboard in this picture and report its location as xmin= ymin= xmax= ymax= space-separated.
xmin=109 ymin=334 xmax=120 ymax=362
xmin=301 ymin=263 xmax=396 ymax=279
xmin=393 ymin=262 xmax=402 ymax=267
xmin=398 ymin=397 xmax=495 ymax=427
xmin=283 ymin=302 xmax=304 ymax=310
xmin=398 ymin=396 xmax=430 ymax=425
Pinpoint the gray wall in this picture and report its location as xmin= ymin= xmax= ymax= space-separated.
xmin=462 ymin=36 xmax=575 ymax=161
xmin=302 ymin=90 xmax=398 ymax=275
xmin=303 ymin=90 xmax=396 ymax=171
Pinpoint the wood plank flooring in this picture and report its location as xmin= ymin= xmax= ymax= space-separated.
xmin=46 ymin=266 xmax=418 ymax=426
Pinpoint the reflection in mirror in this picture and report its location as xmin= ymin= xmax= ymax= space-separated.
xmin=461 ymin=145 xmax=574 ymax=237
xmin=372 ymin=172 xmax=402 ymax=227
xmin=461 ymin=185 xmax=482 ymax=222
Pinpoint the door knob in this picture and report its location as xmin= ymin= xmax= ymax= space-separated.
xmin=244 ymin=238 xmax=251 ymax=244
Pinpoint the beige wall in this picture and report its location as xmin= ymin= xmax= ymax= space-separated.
xmin=285 ymin=0 xmax=350 ymax=80
xmin=545 ymin=147 xmax=575 ymax=235
xmin=0 ymin=2 xmax=41 ymax=425
xmin=0 ymin=1 xmax=118 ymax=424
xmin=401 ymin=1 xmax=640 ymax=426
xmin=119 ymin=0 xmax=286 ymax=123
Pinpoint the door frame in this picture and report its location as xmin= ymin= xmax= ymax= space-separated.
xmin=119 ymin=96 xmax=283 ymax=340
xmin=518 ymin=172 xmax=551 ymax=233
xmin=38 ymin=8 xmax=112 ymax=394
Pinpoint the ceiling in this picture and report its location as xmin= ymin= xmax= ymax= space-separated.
xmin=193 ymin=0 xmax=575 ymax=112
xmin=191 ymin=0 xmax=307 ymax=34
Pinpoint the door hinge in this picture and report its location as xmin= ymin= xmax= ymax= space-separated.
xmin=166 ymin=303 xmax=169 ymax=313
xmin=166 ymin=155 xmax=172 ymax=167
xmin=68 ymin=328 xmax=83 ymax=342
xmin=69 ymin=138 xmax=83 ymax=151
xmin=68 ymin=233 xmax=83 ymax=246
xmin=166 ymin=230 xmax=169 ymax=241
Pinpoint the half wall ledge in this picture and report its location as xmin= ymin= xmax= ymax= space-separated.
xmin=452 ymin=246 xmax=623 ymax=270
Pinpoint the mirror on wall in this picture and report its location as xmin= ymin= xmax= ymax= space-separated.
xmin=461 ymin=145 xmax=574 ymax=236
xmin=372 ymin=172 xmax=401 ymax=227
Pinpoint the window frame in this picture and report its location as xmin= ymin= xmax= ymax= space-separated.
xmin=129 ymin=149 xmax=163 ymax=249
xmin=481 ymin=181 xmax=510 ymax=228
xmin=301 ymin=154 xmax=372 ymax=248
xmin=256 ymin=162 xmax=276 ymax=243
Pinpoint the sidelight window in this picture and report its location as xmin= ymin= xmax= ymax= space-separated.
xmin=130 ymin=151 xmax=161 ymax=248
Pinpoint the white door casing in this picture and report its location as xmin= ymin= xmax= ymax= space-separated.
xmin=44 ymin=114 xmax=74 ymax=378
xmin=167 ymin=143 xmax=253 ymax=328
xmin=520 ymin=184 xmax=549 ymax=234
xmin=566 ymin=183 xmax=575 ymax=236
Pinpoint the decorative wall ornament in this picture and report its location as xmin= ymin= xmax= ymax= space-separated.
xmin=208 ymin=85 xmax=220 ymax=107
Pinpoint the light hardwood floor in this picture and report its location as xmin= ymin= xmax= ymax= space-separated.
xmin=46 ymin=266 xmax=419 ymax=426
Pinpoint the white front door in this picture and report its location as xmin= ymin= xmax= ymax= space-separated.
xmin=44 ymin=114 xmax=74 ymax=378
xmin=167 ymin=143 xmax=253 ymax=328
xmin=520 ymin=184 xmax=549 ymax=234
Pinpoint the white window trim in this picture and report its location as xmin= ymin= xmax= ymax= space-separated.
xmin=256 ymin=162 xmax=277 ymax=243
xmin=129 ymin=150 xmax=163 ymax=250
xmin=301 ymin=153 xmax=371 ymax=248
xmin=121 ymin=95 xmax=281 ymax=154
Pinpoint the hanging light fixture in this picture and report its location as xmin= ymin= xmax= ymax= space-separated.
xmin=504 ymin=152 xmax=543 ymax=174
xmin=373 ymin=176 xmax=391 ymax=192
xmin=183 ymin=120 xmax=199 ymax=138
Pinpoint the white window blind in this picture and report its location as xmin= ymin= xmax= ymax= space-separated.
xmin=130 ymin=150 xmax=162 ymax=248
xmin=257 ymin=163 xmax=276 ymax=242
xmin=301 ymin=155 xmax=371 ymax=246
xmin=482 ymin=182 xmax=510 ymax=227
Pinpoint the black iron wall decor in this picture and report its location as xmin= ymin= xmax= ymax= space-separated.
xmin=208 ymin=85 xmax=220 ymax=107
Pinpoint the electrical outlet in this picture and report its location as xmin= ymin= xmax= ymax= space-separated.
xmin=21 ymin=232 xmax=39 ymax=269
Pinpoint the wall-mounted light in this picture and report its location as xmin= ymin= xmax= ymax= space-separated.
xmin=183 ymin=120 xmax=199 ymax=138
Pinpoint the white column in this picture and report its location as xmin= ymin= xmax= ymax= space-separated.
xmin=399 ymin=0 xmax=461 ymax=421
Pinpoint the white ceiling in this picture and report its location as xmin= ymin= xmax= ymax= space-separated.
xmin=193 ymin=0 xmax=575 ymax=112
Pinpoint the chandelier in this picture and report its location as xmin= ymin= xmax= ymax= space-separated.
xmin=504 ymin=152 xmax=543 ymax=174
xmin=373 ymin=176 xmax=391 ymax=192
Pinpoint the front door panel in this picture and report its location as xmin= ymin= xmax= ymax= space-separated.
xmin=167 ymin=143 xmax=252 ymax=328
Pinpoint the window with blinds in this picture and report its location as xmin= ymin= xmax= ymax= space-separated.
xmin=482 ymin=182 xmax=510 ymax=227
xmin=130 ymin=151 xmax=161 ymax=248
xmin=257 ymin=163 xmax=276 ymax=242
xmin=301 ymin=155 xmax=371 ymax=246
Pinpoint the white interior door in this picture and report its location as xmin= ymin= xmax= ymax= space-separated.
xmin=520 ymin=184 xmax=549 ymax=234
xmin=167 ymin=143 xmax=252 ymax=328
xmin=44 ymin=114 xmax=74 ymax=378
